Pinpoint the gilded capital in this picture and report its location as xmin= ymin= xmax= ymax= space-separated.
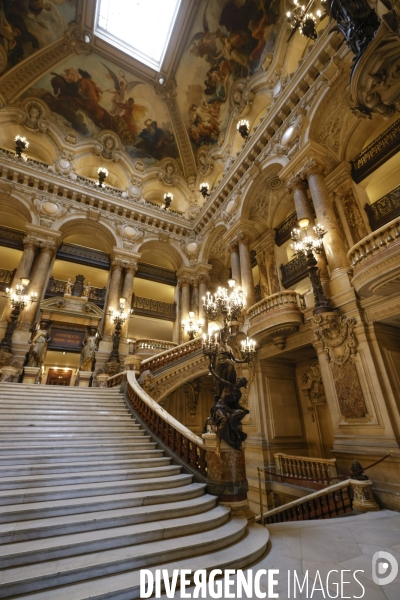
xmin=287 ymin=174 xmax=307 ymax=194
xmin=301 ymin=157 xmax=327 ymax=179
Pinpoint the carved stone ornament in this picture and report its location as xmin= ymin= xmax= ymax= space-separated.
xmin=314 ymin=313 xmax=357 ymax=367
xmin=302 ymin=360 xmax=327 ymax=407
xmin=97 ymin=134 xmax=120 ymax=161
xmin=17 ymin=100 xmax=48 ymax=132
xmin=33 ymin=197 xmax=66 ymax=227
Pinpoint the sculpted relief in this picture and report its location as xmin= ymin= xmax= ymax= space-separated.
xmin=20 ymin=53 xmax=181 ymax=166
xmin=175 ymin=0 xmax=280 ymax=149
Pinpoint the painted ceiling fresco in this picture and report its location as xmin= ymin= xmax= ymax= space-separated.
xmin=21 ymin=53 xmax=180 ymax=165
xmin=0 ymin=0 xmax=76 ymax=73
xmin=176 ymin=0 xmax=280 ymax=150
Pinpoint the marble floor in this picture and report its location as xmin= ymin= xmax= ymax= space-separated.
xmin=162 ymin=510 xmax=400 ymax=600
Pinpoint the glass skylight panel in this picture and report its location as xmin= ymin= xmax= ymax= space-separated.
xmin=96 ymin=0 xmax=181 ymax=70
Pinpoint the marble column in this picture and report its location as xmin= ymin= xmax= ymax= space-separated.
xmin=238 ymin=236 xmax=255 ymax=308
xmin=305 ymin=162 xmax=349 ymax=272
xmin=180 ymin=278 xmax=191 ymax=342
xmin=191 ymin=279 xmax=199 ymax=315
xmin=103 ymin=262 xmax=123 ymax=337
xmin=22 ymin=244 xmax=55 ymax=326
xmin=2 ymin=240 xmax=37 ymax=321
xmin=120 ymin=264 xmax=137 ymax=340
xmin=290 ymin=176 xmax=329 ymax=282
xmin=229 ymin=244 xmax=241 ymax=286
xmin=173 ymin=283 xmax=181 ymax=344
xmin=198 ymin=274 xmax=209 ymax=333
xmin=256 ymin=250 xmax=269 ymax=299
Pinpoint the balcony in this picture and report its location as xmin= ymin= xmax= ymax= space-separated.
xmin=247 ymin=291 xmax=305 ymax=349
xmin=280 ymin=254 xmax=308 ymax=289
xmin=364 ymin=184 xmax=400 ymax=231
xmin=349 ymin=217 xmax=400 ymax=297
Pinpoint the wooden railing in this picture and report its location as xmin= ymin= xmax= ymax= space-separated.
xmin=274 ymin=453 xmax=338 ymax=483
xmin=126 ymin=372 xmax=207 ymax=477
xmin=141 ymin=337 xmax=203 ymax=374
xmin=348 ymin=216 xmax=400 ymax=268
xmin=263 ymin=479 xmax=354 ymax=524
xmin=247 ymin=291 xmax=305 ymax=321
xmin=132 ymin=339 xmax=177 ymax=352
xmin=365 ymin=184 xmax=400 ymax=231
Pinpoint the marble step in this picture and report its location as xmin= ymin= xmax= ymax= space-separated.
xmin=16 ymin=524 xmax=268 ymax=600
xmin=0 ymin=505 xmax=229 ymax=568
xmin=0 ymin=492 xmax=216 ymax=544
xmin=0 ymin=413 xmax=133 ymax=422
xmin=0 ymin=453 xmax=166 ymax=476
xmin=0 ymin=478 xmax=201 ymax=523
xmin=0 ymin=422 xmax=140 ymax=431
xmin=0 ymin=447 xmax=159 ymax=465
xmin=0 ymin=460 xmax=174 ymax=490
xmin=0 ymin=468 xmax=184 ymax=505
xmin=0 ymin=407 xmax=129 ymax=415
xmin=0 ymin=440 xmax=153 ymax=455
xmin=0 ymin=518 xmax=247 ymax=598
xmin=0 ymin=384 xmax=120 ymax=393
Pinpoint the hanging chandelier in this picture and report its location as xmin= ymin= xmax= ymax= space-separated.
xmin=286 ymin=0 xmax=326 ymax=41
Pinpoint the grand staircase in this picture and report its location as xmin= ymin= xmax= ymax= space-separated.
xmin=0 ymin=383 xmax=268 ymax=599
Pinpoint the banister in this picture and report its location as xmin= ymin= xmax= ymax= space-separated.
xmin=247 ymin=291 xmax=305 ymax=320
xmin=348 ymin=216 xmax=400 ymax=267
xmin=141 ymin=337 xmax=203 ymax=373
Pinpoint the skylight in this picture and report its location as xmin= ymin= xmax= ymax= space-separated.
xmin=96 ymin=0 xmax=181 ymax=71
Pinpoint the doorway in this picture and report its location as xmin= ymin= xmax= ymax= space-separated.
xmin=46 ymin=368 xmax=72 ymax=386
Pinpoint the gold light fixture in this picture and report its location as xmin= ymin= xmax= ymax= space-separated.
xmin=237 ymin=119 xmax=250 ymax=139
xmin=15 ymin=135 xmax=29 ymax=158
xmin=97 ymin=167 xmax=108 ymax=187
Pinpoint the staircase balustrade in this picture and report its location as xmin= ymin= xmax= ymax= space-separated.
xmin=260 ymin=478 xmax=378 ymax=525
xmin=247 ymin=291 xmax=305 ymax=321
xmin=132 ymin=339 xmax=177 ymax=352
xmin=125 ymin=372 xmax=207 ymax=477
xmin=141 ymin=337 xmax=203 ymax=374
xmin=274 ymin=453 xmax=338 ymax=484
xmin=348 ymin=216 xmax=400 ymax=268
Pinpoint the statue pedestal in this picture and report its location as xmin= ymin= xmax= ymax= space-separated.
xmin=23 ymin=366 xmax=41 ymax=385
xmin=78 ymin=371 xmax=93 ymax=387
xmin=1 ymin=366 xmax=20 ymax=383
xmin=96 ymin=374 xmax=109 ymax=388
xmin=350 ymin=479 xmax=380 ymax=512
xmin=202 ymin=433 xmax=254 ymax=523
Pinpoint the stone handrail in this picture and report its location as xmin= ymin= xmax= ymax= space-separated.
xmin=348 ymin=216 xmax=400 ymax=268
xmin=274 ymin=453 xmax=337 ymax=482
xmin=260 ymin=478 xmax=378 ymax=525
xmin=106 ymin=371 xmax=127 ymax=388
xmin=133 ymin=339 xmax=177 ymax=351
xmin=141 ymin=337 xmax=203 ymax=374
xmin=126 ymin=371 xmax=207 ymax=476
xmin=247 ymin=291 xmax=305 ymax=321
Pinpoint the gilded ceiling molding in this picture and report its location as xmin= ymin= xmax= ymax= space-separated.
xmin=0 ymin=25 xmax=91 ymax=106
xmin=155 ymin=79 xmax=197 ymax=181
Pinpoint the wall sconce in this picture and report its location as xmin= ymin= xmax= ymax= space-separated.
xmin=200 ymin=182 xmax=210 ymax=198
xmin=237 ymin=120 xmax=250 ymax=139
xmin=15 ymin=135 xmax=29 ymax=158
xmin=97 ymin=167 xmax=108 ymax=188
xmin=164 ymin=192 xmax=173 ymax=209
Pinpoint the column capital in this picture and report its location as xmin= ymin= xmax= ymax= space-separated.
xmin=111 ymin=260 xmax=124 ymax=271
xmin=222 ymin=218 xmax=257 ymax=247
xmin=25 ymin=224 xmax=62 ymax=249
xmin=178 ymin=276 xmax=191 ymax=287
xmin=22 ymin=237 xmax=40 ymax=249
xmin=124 ymin=262 xmax=138 ymax=275
xmin=287 ymin=174 xmax=307 ymax=194
xmin=300 ymin=157 xmax=327 ymax=179
xmin=111 ymin=247 xmax=141 ymax=268
xmin=252 ymin=228 xmax=276 ymax=254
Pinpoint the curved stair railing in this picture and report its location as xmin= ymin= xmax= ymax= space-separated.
xmin=125 ymin=371 xmax=208 ymax=480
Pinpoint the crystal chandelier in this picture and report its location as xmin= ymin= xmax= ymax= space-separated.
xmin=0 ymin=279 xmax=37 ymax=352
xmin=182 ymin=311 xmax=203 ymax=340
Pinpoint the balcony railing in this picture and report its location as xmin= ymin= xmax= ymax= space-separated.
xmin=275 ymin=211 xmax=298 ymax=246
xmin=141 ymin=337 xmax=202 ymax=375
xmin=348 ymin=217 xmax=400 ymax=296
xmin=248 ymin=291 xmax=305 ymax=321
xmin=280 ymin=254 xmax=308 ymax=288
xmin=131 ymin=339 xmax=177 ymax=356
xmin=274 ymin=453 xmax=338 ymax=484
xmin=132 ymin=295 xmax=176 ymax=322
xmin=0 ymin=268 xmax=15 ymax=292
xmin=365 ymin=184 xmax=400 ymax=231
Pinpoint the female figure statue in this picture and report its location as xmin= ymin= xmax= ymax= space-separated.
xmin=79 ymin=327 xmax=98 ymax=372
xmin=27 ymin=322 xmax=51 ymax=367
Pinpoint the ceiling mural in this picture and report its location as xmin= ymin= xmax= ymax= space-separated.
xmin=176 ymin=0 xmax=280 ymax=150
xmin=0 ymin=0 xmax=76 ymax=73
xmin=20 ymin=53 xmax=181 ymax=165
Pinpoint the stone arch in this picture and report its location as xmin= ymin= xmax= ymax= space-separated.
xmin=0 ymin=189 xmax=36 ymax=228
xmin=200 ymin=224 xmax=228 ymax=264
xmin=136 ymin=239 xmax=186 ymax=271
xmin=55 ymin=216 xmax=119 ymax=253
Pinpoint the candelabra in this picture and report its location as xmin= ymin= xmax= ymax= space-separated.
xmin=182 ymin=311 xmax=203 ymax=340
xmin=97 ymin=167 xmax=108 ymax=188
xmin=108 ymin=298 xmax=128 ymax=362
xmin=286 ymin=0 xmax=326 ymax=41
xmin=0 ymin=279 xmax=37 ymax=352
xmin=163 ymin=192 xmax=173 ymax=210
xmin=237 ymin=120 xmax=249 ymax=140
xmin=199 ymin=182 xmax=210 ymax=198
xmin=202 ymin=279 xmax=255 ymax=364
xmin=15 ymin=135 xmax=29 ymax=158
xmin=291 ymin=219 xmax=334 ymax=314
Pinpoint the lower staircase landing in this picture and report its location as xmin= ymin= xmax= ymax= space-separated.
xmin=0 ymin=383 xmax=268 ymax=599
